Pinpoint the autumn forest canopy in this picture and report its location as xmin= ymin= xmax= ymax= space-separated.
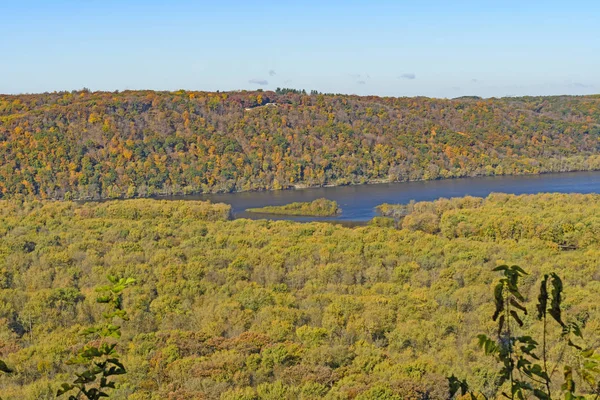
xmin=1 ymin=90 xmax=600 ymax=200
xmin=1 ymin=194 xmax=600 ymax=398
xmin=2 ymin=89 xmax=600 ymax=399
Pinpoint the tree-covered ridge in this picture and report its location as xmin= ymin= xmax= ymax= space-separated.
xmin=1 ymin=90 xmax=600 ymax=200
xmin=1 ymin=195 xmax=600 ymax=398
xmin=246 ymin=198 xmax=340 ymax=216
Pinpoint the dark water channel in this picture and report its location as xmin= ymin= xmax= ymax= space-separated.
xmin=165 ymin=171 xmax=600 ymax=223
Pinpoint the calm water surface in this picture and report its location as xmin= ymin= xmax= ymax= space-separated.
xmin=166 ymin=171 xmax=600 ymax=222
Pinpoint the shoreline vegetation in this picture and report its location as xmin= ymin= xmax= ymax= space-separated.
xmin=246 ymin=198 xmax=341 ymax=216
xmin=2 ymin=90 xmax=600 ymax=201
xmin=75 ymin=167 xmax=600 ymax=203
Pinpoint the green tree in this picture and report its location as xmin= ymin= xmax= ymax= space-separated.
xmin=57 ymin=276 xmax=135 ymax=400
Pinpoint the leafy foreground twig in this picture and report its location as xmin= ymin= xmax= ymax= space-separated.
xmin=58 ymin=276 xmax=135 ymax=400
xmin=448 ymin=265 xmax=600 ymax=400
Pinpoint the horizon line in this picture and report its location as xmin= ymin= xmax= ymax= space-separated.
xmin=2 ymin=88 xmax=599 ymax=101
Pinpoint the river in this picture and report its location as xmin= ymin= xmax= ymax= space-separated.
xmin=165 ymin=171 xmax=600 ymax=223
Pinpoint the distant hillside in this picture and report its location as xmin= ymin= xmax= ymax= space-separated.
xmin=1 ymin=90 xmax=600 ymax=199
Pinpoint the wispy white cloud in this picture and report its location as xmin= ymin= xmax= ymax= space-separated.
xmin=249 ymin=78 xmax=268 ymax=85
xmin=569 ymin=82 xmax=594 ymax=88
xmin=399 ymin=73 xmax=416 ymax=80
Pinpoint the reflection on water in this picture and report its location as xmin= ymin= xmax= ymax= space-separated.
xmin=164 ymin=171 xmax=600 ymax=222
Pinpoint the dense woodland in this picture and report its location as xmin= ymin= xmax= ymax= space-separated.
xmin=1 ymin=90 xmax=600 ymax=200
xmin=1 ymin=194 xmax=600 ymax=398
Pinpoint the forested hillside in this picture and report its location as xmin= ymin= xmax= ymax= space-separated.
xmin=1 ymin=194 xmax=600 ymax=398
xmin=1 ymin=90 xmax=600 ymax=200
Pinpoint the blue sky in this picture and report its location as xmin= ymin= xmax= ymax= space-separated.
xmin=1 ymin=0 xmax=598 ymax=98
